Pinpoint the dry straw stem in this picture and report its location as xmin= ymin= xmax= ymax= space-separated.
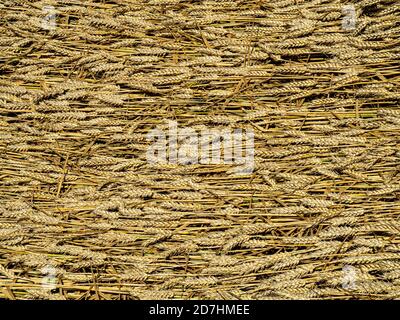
xmin=0 ymin=0 xmax=399 ymax=300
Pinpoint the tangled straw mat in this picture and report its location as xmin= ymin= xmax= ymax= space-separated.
xmin=0 ymin=0 xmax=400 ymax=300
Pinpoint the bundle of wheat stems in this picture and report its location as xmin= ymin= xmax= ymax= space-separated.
xmin=0 ymin=0 xmax=399 ymax=300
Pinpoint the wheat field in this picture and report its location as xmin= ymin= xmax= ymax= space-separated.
xmin=0 ymin=0 xmax=399 ymax=300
